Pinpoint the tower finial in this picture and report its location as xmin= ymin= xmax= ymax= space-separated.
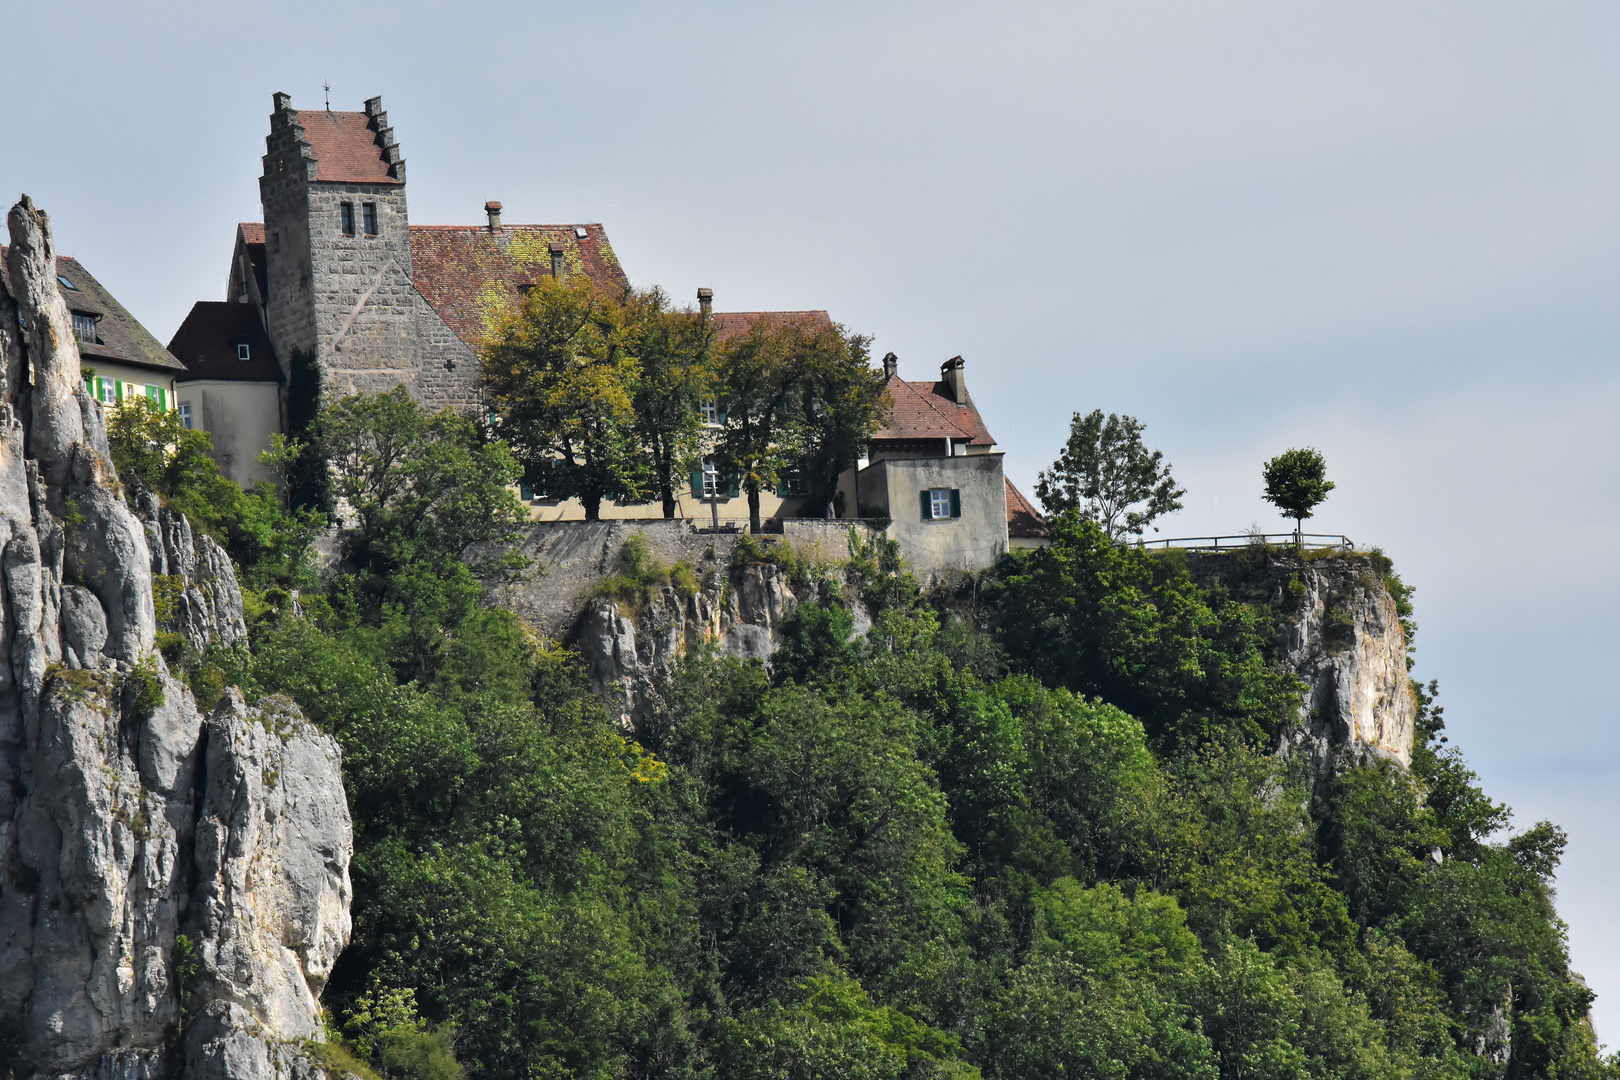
xmin=323 ymin=81 xmax=331 ymax=111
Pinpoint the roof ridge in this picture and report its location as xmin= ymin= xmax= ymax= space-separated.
xmin=895 ymin=375 xmax=974 ymax=439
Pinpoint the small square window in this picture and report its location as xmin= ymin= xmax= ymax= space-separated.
xmin=179 ymin=402 xmax=194 ymax=430
xmin=340 ymin=203 xmax=355 ymax=236
xmin=71 ymin=312 xmax=97 ymax=344
xmin=699 ymin=399 xmax=720 ymax=425
xmin=271 ymin=230 xmax=281 ymax=252
xmin=363 ymin=203 xmax=377 ymax=236
xmin=929 ymin=489 xmax=952 ymax=520
xmin=237 ymin=342 xmax=251 ymax=361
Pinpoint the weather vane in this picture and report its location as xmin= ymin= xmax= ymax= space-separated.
xmin=324 ymin=81 xmax=331 ymax=110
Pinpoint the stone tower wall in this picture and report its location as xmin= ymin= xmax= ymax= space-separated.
xmin=258 ymin=94 xmax=480 ymax=417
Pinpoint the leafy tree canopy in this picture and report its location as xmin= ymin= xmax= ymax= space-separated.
xmin=1262 ymin=448 xmax=1335 ymax=534
xmin=1036 ymin=409 xmax=1186 ymax=539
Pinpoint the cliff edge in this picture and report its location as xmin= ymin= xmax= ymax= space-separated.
xmin=0 ymin=198 xmax=352 ymax=1080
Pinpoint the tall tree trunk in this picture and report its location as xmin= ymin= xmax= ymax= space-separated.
xmin=583 ymin=493 xmax=602 ymax=521
xmin=747 ymin=481 xmax=761 ymax=534
xmin=662 ymin=487 xmax=677 ymax=519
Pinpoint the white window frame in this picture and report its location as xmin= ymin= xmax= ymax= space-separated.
xmin=699 ymin=399 xmax=720 ymax=426
xmin=72 ymin=312 xmax=97 ymax=344
xmin=179 ymin=402 xmax=194 ymax=430
xmin=237 ymin=342 xmax=251 ymax=360
xmin=701 ymin=458 xmax=721 ymax=498
xmin=929 ymin=488 xmax=952 ymax=520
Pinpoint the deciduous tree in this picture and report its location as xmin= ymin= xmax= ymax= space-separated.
xmin=1036 ymin=409 xmax=1185 ymax=540
xmin=1261 ymin=447 xmax=1334 ymax=544
xmin=481 ymin=277 xmax=648 ymax=520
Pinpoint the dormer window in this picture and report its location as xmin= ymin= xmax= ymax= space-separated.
xmin=71 ymin=312 xmax=97 ymax=344
xmin=340 ymin=203 xmax=355 ymax=236
xmin=237 ymin=342 xmax=251 ymax=361
xmin=363 ymin=203 xmax=378 ymax=236
xmin=57 ymin=275 xmax=77 ymax=291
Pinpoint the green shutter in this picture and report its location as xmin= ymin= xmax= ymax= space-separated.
xmin=725 ymin=470 xmax=739 ymax=499
xmin=690 ymin=468 xmax=704 ymax=497
xmin=920 ymin=490 xmax=932 ymax=520
xmin=950 ymin=489 xmax=961 ymax=518
xmin=519 ymin=481 xmax=533 ymax=500
xmin=776 ymin=477 xmax=789 ymax=498
xmin=718 ymin=402 xmax=729 ymax=424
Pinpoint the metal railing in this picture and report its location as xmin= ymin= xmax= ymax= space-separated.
xmin=1137 ymin=532 xmax=1354 ymax=552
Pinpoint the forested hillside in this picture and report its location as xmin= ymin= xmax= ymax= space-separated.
xmin=112 ymin=390 xmax=1612 ymax=1080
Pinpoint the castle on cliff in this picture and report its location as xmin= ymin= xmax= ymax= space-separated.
xmin=143 ymin=94 xmax=1049 ymax=570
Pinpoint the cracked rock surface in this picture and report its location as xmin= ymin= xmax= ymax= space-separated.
xmin=0 ymin=197 xmax=351 ymax=1080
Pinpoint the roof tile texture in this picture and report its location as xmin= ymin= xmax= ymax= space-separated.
xmin=871 ymin=374 xmax=996 ymax=445
xmin=409 ymin=224 xmax=629 ymax=346
xmin=293 ymin=109 xmax=399 ymax=184
xmin=1005 ymin=479 xmax=1049 ymax=538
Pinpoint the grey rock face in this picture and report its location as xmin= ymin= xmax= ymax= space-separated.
xmin=1186 ymin=549 xmax=1417 ymax=772
xmin=577 ymin=559 xmax=825 ymax=729
xmin=137 ymin=490 xmax=248 ymax=651
xmin=0 ymin=198 xmax=352 ymax=1080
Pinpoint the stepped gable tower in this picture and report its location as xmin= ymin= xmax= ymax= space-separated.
xmin=260 ymin=92 xmax=427 ymax=409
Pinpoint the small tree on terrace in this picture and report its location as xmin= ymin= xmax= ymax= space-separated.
xmin=710 ymin=317 xmax=809 ymax=534
xmin=792 ymin=326 xmax=888 ymax=519
xmin=625 ymin=288 xmax=714 ymax=518
xmin=1036 ymin=409 xmax=1185 ymax=540
xmin=480 ymin=277 xmax=649 ymax=520
xmin=1261 ymin=447 xmax=1334 ymax=546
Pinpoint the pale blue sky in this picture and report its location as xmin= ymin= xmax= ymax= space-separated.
xmin=6 ymin=0 xmax=1619 ymax=1040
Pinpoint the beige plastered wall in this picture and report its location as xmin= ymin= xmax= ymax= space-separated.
xmin=175 ymin=379 xmax=283 ymax=489
xmin=858 ymin=453 xmax=1009 ymax=574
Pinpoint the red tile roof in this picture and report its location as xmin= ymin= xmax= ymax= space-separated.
xmin=1006 ymin=479 xmax=1049 ymax=538
xmin=709 ymin=310 xmax=833 ymax=342
xmin=293 ymin=109 xmax=400 ymax=184
xmin=871 ymin=374 xmax=996 ymax=446
xmin=408 ymin=224 xmax=629 ymax=347
xmin=239 ymin=222 xmax=265 ymax=245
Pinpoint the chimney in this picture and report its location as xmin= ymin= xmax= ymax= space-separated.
xmin=697 ymin=287 xmax=713 ymax=317
xmin=941 ymin=355 xmax=966 ymax=402
xmin=549 ymin=242 xmax=564 ymax=279
xmin=882 ymin=352 xmax=898 ymax=379
xmin=485 ymin=200 xmax=503 ymax=231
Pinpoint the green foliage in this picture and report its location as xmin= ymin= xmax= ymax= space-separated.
xmin=1036 ymin=408 xmax=1186 ymax=539
xmin=625 ymin=287 xmax=714 ymax=517
xmin=710 ymin=315 xmax=883 ymax=532
xmin=1262 ymin=448 xmax=1335 ymax=533
xmin=480 ymin=276 xmax=650 ymax=519
xmin=990 ymin=515 xmax=1302 ymax=751
xmin=106 ymin=397 xmax=326 ymax=588
xmin=343 ymin=986 xmax=463 ymax=1080
xmin=200 ymin=395 xmax=1610 ymax=1080
xmin=172 ymin=933 xmax=199 ymax=1025
xmin=593 ymin=532 xmax=699 ymax=613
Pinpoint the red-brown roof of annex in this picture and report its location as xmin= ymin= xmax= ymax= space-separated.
xmin=871 ymin=374 xmax=996 ymax=446
xmin=291 ymin=109 xmax=400 ymax=184
xmin=1005 ymin=479 xmax=1049 ymax=539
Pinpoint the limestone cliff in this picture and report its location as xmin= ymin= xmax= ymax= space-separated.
xmin=0 ymin=198 xmax=351 ymax=1080
xmin=1185 ymin=547 xmax=1417 ymax=769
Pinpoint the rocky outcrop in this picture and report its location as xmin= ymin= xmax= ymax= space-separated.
xmin=0 ymin=198 xmax=351 ymax=1080
xmin=1187 ymin=548 xmax=1417 ymax=770
xmin=579 ymin=561 xmax=809 ymax=728
xmin=138 ymin=491 xmax=248 ymax=651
